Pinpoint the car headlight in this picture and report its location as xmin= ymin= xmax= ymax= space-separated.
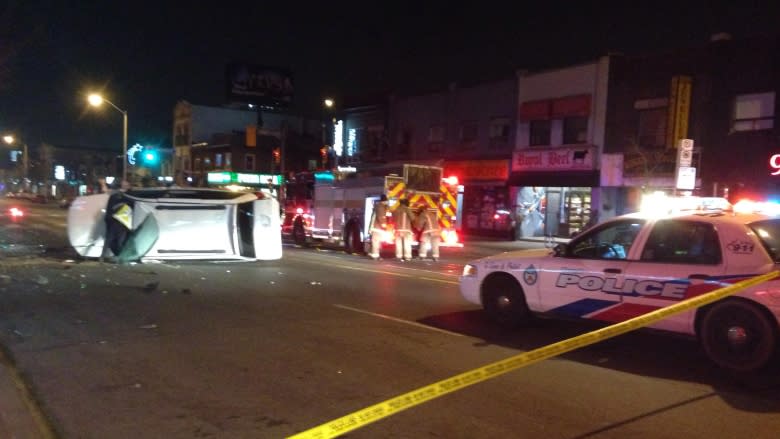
xmin=462 ymin=264 xmax=478 ymax=277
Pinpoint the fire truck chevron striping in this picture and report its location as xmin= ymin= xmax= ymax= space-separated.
xmin=282 ymin=164 xmax=462 ymax=253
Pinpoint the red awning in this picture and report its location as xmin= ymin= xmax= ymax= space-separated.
xmin=551 ymin=94 xmax=591 ymax=118
xmin=519 ymin=100 xmax=551 ymax=121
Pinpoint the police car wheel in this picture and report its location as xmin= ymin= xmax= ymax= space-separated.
xmin=699 ymin=300 xmax=778 ymax=372
xmin=293 ymin=219 xmax=307 ymax=247
xmin=482 ymin=273 xmax=531 ymax=328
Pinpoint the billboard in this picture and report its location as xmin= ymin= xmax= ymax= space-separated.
xmin=226 ymin=63 xmax=294 ymax=107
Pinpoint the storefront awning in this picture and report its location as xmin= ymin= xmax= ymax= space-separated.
xmin=508 ymin=171 xmax=599 ymax=187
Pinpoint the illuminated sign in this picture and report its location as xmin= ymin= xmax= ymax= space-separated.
xmin=54 ymin=165 xmax=66 ymax=181
xmin=666 ymin=76 xmax=692 ymax=148
xmin=347 ymin=128 xmax=356 ymax=157
xmin=237 ymin=173 xmax=261 ymax=184
xmin=208 ymin=172 xmax=283 ymax=186
xmin=333 ymin=120 xmax=344 ymax=157
xmin=512 ymin=146 xmax=595 ymax=172
xmin=207 ymin=172 xmax=233 ymax=184
xmin=771 ymin=154 xmax=780 ymax=176
xmin=128 ymin=143 xmax=144 ymax=165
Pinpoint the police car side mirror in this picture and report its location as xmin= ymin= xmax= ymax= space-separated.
xmin=553 ymin=243 xmax=567 ymax=257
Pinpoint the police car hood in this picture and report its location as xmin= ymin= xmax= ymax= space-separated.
xmin=474 ymin=247 xmax=553 ymax=264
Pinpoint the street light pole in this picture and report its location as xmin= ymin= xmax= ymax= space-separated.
xmin=88 ymin=94 xmax=128 ymax=186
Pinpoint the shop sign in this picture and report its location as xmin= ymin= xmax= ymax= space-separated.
xmin=445 ymin=160 xmax=509 ymax=181
xmin=770 ymin=154 xmax=780 ymax=175
xmin=512 ymin=146 xmax=595 ymax=172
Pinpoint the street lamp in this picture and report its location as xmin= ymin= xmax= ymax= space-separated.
xmin=87 ymin=93 xmax=128 ymax=185
xmin=2 ymin=134 xmax=28 ymax=181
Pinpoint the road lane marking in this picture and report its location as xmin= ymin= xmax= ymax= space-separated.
xmin=289 ymin=271 xmax=779 ymax=439
xmin=285 ymin=252 xmax=459 ymax=285
xmin=334 ymin=304 xmax=463 ymax=337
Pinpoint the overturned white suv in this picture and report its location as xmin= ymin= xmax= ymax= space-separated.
xmin=67 ymin=188 xmax=282 ymax=262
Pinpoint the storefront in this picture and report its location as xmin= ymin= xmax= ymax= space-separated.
xmin=444 ymin=159 xmax=512 ymax=238
xmin=509 ymin=146 xmax=600 ymax=239
xmin=206 ymin=171 xmax=284 ymax=198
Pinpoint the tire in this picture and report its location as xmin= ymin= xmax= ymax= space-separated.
xmin=481 ymin=273 xmax=531 ymax=328
xmin=344 ymin=223 xmax=363 ymax=254
xmin=292 ymin=218 xmax=307 ymax=247
xmin=699 ymin=299 xmax=778 ymax=372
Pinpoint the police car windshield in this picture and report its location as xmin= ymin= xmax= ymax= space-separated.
xmin=749 ymin=219 xmax=780 ymax=262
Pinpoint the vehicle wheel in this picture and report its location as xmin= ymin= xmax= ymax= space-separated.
xmin=481 ymin=273 xmax=531 ymax=328
xmin=293 ymin=218 xmax=308 ymax=247
xmin=699 ymin=299 xmax=778 ymax=372
xmin=344 ymin=224 xmax=363 ymax=254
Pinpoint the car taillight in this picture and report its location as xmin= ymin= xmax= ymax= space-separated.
xmin=9 ymin=207 xmax=24 ymax=217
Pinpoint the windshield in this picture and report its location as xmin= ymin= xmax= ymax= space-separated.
xmin=749 ymin=218 xmax=780 ymax=262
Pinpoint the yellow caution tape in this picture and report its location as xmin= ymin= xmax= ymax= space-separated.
xmin=288 ymin=270 xmax=779 ymax=439
xmin=112 ymin=203 xmax=133 ymax=230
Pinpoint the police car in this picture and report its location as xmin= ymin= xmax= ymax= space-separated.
xmin=460 ymin=196 xmax=780 ymax=372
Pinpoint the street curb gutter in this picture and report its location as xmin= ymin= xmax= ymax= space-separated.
xmin=0 ymin=344 xmax=59 ymax=439
xmin=288 ymin=271 xmax=780 ymax=439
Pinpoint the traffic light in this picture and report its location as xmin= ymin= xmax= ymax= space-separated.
xmin=142 ymin=149 xmax=159 ymax=166
xmin=320 ymin=146 xmax=328 ymax=166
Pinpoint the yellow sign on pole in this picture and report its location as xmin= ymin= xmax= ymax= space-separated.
xmin=666 ymin=76 xmax=692 ymax=149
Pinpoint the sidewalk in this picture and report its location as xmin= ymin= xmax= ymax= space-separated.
xmin=0 ymin=349 xmax=53 ymax=439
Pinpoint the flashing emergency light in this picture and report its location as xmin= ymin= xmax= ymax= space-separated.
xmin=9 ymin=207 xmax=24 ymax=217
xmin=733 ymin=199 xmax=780 ymax=216
xmin=296 ymin=207 xmax=304 ymax=215
xmin=444 ymin=176 xmax=459 ymax=186
xmin=639 ymin=192 xmax=733 ymax=216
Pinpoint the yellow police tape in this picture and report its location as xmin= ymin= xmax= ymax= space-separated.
xmin=288 ymin=270 xmax=779 ymax=439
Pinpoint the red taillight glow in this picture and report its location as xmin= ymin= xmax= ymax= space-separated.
xmin=296 ymin=207 xmax=304 ymax=214
xmin=9 ymin=207 xmax=24 ymax=217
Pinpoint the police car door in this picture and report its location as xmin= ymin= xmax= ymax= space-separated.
xmin=621 ymin=218 xmax=726 ymax=333
xmin=537 ymin=219 xmax=645 ymax=321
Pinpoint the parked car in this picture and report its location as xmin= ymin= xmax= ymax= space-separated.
xmin=67 ymin=188 xmax=282 ymax=262
xmin=459 ymin=196 xmax=780 ymax=372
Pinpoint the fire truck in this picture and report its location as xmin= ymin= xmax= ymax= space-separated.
xmin=281 ymin=164 xmax=461 ymax=254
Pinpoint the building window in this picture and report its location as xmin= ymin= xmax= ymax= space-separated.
xmin=204 ymin=157 xmax=212 ymax=170
xmin=428 ymin=125 xmax=444 ymax=152
xmin=225 ymin=152 xmax=232 ymax=169
xmin=489 ymin=117 xmax=510 ymax=140
xmin=215 ymin=153 xmax=223 ymax=168
xmin=397 ymin=129 xmax=412 ymax=155
xmin=637 ymin=108 xmax=667 ymax=148
xmin=428 ymin=125 xmax=445 ymax=143
xmin=460 ymin=122 xmax=478 ymax=148
xmin=733 ymin=92 xmax=775 ymax=132
xmin=194 ymin=158 xmax=202 ymax=172
xmin=563 ymin=116 xmax=588 ymax=144
xmin=245 ymin=153 xmax=255 ymax=171
xmin=529 ymin=120 xmax=551 ymax=146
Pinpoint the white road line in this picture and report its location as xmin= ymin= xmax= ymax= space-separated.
xmin=334 ymin=304 xmax=463 ymax=337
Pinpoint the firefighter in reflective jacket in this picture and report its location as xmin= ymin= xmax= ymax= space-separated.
xmin=393 ymin=198 xmax=415 ymax=261
xmin=415 ymin=206 xmax=440 ymax=261
xmin=369 ymin=194 xmax=389 ymax=260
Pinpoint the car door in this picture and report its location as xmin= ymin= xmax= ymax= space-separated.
xmin=535 ymin=218 xmax=646 ymax=322
xmin=621 ymin=219 xmax=727 ymax=334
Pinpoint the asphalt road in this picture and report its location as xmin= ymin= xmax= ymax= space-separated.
xmin=1 ymin=199 xmax=779 ymax=438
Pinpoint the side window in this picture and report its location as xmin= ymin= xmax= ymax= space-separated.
xmin=641 ymin=220 xmax=722 ymax=264
xmin=568 ymin=220 xmax=645 ymax=260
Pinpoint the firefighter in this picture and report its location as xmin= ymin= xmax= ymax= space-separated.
xmin=369 ymin=194 xmax=389 ymax=260
xmin=415 ymin=206 xmax=441 ymax=261
xmin=393 ymin=198 xmax=415 ymax=261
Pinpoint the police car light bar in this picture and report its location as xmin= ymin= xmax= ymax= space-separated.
xmin=639 ymin=192 xmax=733 ymax=216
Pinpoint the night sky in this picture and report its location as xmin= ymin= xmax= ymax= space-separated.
xmin=1 ymin=1 xmax=778 ymax=150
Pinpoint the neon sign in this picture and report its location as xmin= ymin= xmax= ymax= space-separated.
xmin=770 ymin=154 xmax=780 ymax=175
